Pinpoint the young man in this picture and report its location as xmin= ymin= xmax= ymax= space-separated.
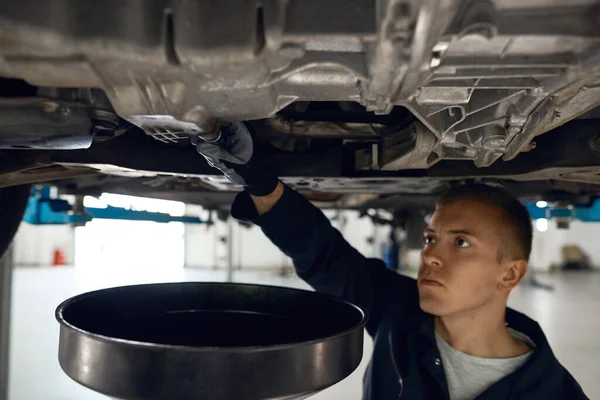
xmin=195 ymin=124 xmax=588 ymax=399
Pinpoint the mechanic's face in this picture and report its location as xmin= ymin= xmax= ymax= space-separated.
xmin=418 ymin=200 xmax=517 ymax=316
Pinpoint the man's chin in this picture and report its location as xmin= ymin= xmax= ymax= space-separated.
xmin=419 ymin=301 xmax=439 ymax=315
xmin=418 ymin=294 xmax=447 ymax=316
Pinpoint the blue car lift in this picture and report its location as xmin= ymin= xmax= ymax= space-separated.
xmin=22 ymin=185 xmax=600 ymax=226
xmin=23 ymin=186 xmax=213 ymax=225
xmin=525 ymin=201 xmax=600 ymax=224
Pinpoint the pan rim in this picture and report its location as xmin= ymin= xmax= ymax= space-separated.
xmin=55 ymin=281 xmax=369 ymax=352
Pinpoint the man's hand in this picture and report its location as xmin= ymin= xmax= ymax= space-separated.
xmin=193 ymin=122 xmax=281 ymax=202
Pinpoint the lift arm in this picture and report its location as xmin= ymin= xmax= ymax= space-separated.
xmin=526 ymin=200 xmax=600 ymax=228
xmin=23 ymin=187 xmax=213 ymax=226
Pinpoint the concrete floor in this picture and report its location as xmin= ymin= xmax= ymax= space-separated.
xmin=7 ymin=265 xmax=599 ymax=399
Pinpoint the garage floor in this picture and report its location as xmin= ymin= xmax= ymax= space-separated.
xmin=7 ymin=266 xmax=600 ymax=400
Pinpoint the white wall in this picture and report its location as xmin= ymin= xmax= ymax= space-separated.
xmin=232 ymin=223 xmax=292 ymax=269
xmin=183 ymin=205 xmax=224 ymax=269
xmin=530 ymin=220 xmax=600 ymax=271
xmin=13 ymin=193 xmax=186 ymax=268
xmin=565 ymin=221 xmax=600 ymax=266
xmin=336 ymin=210 xmax=390 ymax=259
xmin=184 ymin=207 xmax=384 ymax=270
xmin=12 ymin=223 xmax=75 ymax=266
xmin=74 ymin=219 xmax=184 ymax=270
xmin=184 ymin=216 xmax=290 ymax=270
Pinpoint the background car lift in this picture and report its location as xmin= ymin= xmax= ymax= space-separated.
xmin=23 ymin=186 xmax=214 ymax=226
xmin=0 ymin=248 xmax=12 ymax=400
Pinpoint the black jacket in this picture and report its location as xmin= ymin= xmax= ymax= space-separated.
xmin=231 ymin=185 xmax=588 ymax=399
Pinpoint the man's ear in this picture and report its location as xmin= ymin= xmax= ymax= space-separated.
xmin=499 ymin=260 xmax=528 ymax=292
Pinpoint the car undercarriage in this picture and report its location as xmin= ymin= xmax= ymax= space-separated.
xmin=2 ymin=0 xmax=600 ymax=226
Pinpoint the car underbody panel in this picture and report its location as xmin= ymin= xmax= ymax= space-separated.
xmin=1 ymin=0 xmax=600 ymax=217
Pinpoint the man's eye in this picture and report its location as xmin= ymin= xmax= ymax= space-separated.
xmin=424 ymin=236 xmax=436 ymax=245
xmin=456 ymin=238 xmax=471 ymax=248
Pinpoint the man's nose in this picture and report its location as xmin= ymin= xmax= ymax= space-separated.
xmin=421 ymin=244 xmax=443 ymax=268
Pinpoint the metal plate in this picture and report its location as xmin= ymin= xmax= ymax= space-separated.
xmin=3 ymin=0 xmax=600 ymax=166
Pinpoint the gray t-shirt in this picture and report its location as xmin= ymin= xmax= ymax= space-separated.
xmin=435 ymin=328 xmax=535 ymax=400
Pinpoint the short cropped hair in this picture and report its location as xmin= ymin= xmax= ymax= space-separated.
xmin=437 ymin=184 xmax=533 ymax=262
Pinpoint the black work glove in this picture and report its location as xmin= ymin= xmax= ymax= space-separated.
xmin=193 ymin=122 xmax=279 ymax=197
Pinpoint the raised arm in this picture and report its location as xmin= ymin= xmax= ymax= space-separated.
xmin=231 ymin=182 xmax=414 ymax=336
xmin=194 ymin=123 xmax=415 ymax=336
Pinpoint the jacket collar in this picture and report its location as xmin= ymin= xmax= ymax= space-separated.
xmin=395 ymin=305 xmax=561 ymax=389
xmin=504 ymin=308 xmax=561 ymax=391
xmin=398 ymin=304 xmax=551 ymax=346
